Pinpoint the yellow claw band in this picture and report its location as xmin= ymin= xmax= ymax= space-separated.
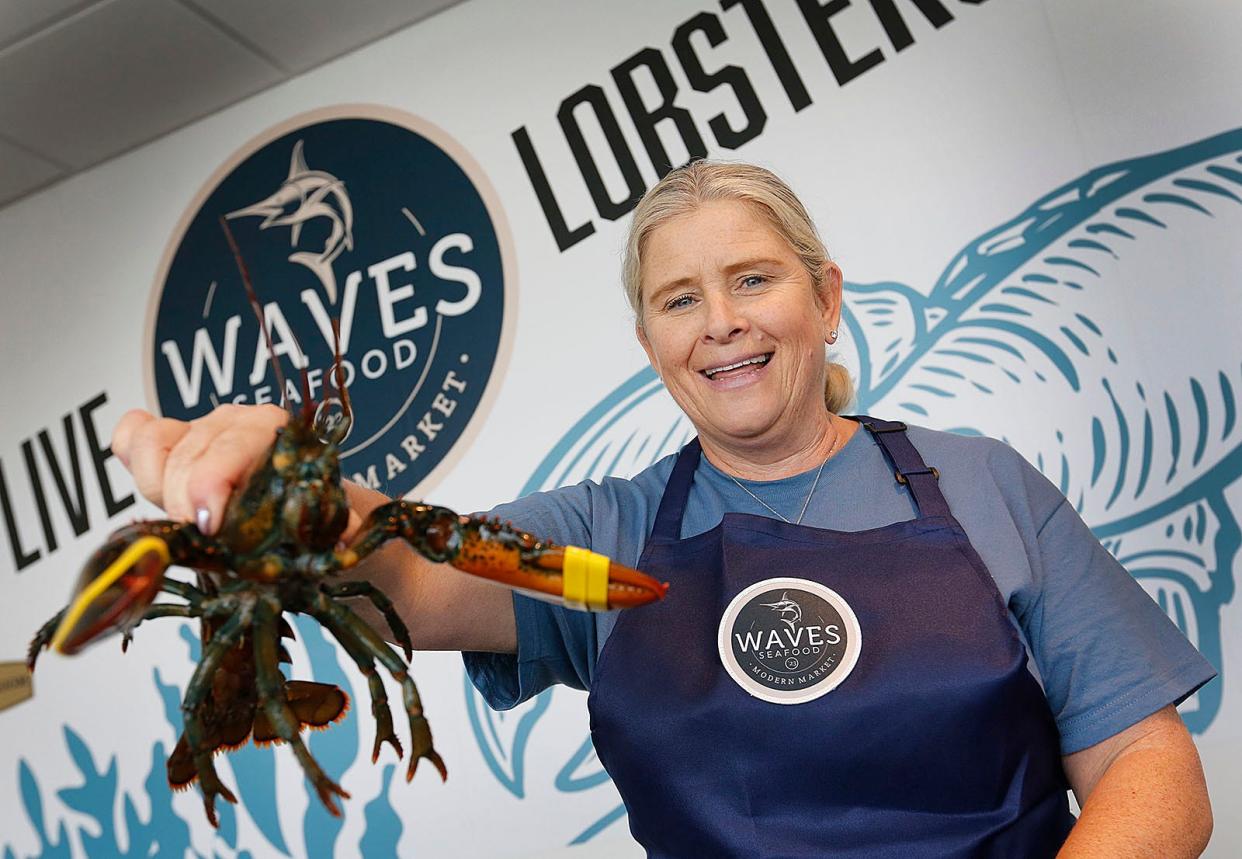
xmin=50 ymin=536 xmax=171 ymax=653
xmin=562 ymin=545 xmax=612 ymax=611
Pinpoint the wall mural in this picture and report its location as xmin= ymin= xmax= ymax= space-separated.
xmin=5 ymin=128 xmax=1238 ymax=857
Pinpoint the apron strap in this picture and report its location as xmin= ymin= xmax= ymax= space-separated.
xmin=650 ymin=437 xmax=702 ymax=542
xmin=651 ymin=418 xmax=953 ymax=539
xmin=847 ymin=415 xmax=954 ymax=520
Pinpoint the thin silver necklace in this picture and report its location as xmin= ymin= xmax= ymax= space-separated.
xmin=726 ymin=426 xmax=844 ymax=525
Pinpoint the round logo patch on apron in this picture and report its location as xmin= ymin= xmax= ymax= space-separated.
xmin=717 ymin=577 xmax=862 ymax=704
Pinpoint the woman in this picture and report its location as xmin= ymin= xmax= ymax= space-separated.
xmin=115 ymin=162 xmax=1214 ymax=856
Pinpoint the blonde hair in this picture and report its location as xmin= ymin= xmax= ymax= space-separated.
xmin=622 ymin=160 xmax=855 ymax=414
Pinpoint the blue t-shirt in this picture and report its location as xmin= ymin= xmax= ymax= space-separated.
xmin=464 ymin=421 xmax=1215 ymax=755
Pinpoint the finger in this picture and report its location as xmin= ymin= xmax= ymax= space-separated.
xmin=184 ymin=406 xmax=288 ymax=535
xmin=164 ymin=404 xmax=283 ymax=521
xmin=162 ymin=416 xmax=232 ymax=525
xmin=112 ymin=409 xmax=157 ymax=469
xmin=127 ymin=418 xmax=191 ymax=510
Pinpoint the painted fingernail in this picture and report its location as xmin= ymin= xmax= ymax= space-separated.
xmin=195 ymin=506 xmax=213 ymax=535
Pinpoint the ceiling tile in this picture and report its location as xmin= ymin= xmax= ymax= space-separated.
xmin=0 ymin=0 xmax=100 ymax=49
xmin=0 ymin=136 xmax=64 ymax=206
xmin=184 ymin=0 xmax=460 ymax=73
xmin=0 ymin=0 xmax=283 ymax=168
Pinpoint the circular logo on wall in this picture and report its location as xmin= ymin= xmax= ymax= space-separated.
xmin=146 ymin=105 xmax=515 ymax=497
xmin=718 ymin=577 xmax=862 ymax=705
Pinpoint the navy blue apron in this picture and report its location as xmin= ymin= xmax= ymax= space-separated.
xmin=587 ymin=417 xmax=1076 ymax=858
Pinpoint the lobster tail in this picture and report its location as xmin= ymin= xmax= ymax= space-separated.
xmin=167 ymin=736 xmax=197 ymax=790
xmin=167 ymin=680 xmax=349 ymax=787
xmin=287 ymin=680 xmax=350 ymax=729
xmin=252 ymin=681 xmax=350 ymax=744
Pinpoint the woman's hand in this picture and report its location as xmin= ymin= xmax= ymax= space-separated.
xmin=111 ymin=404 xmax=292 ymax=536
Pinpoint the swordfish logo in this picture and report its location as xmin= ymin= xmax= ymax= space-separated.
xmin=762 ymin=593 xmax=803 ymax=632
xmin=225 ymin=140 xmax=354 ymax=304
xmin=147 ymin=106 xmax=516 ymax=498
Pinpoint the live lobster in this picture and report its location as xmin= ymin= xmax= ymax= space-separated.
xmin=26 ymin=220 xmax=667 ymax=827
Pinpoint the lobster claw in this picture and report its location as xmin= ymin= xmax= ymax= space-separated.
xmin=51 ymin=535 xmax=171 ymax=655
xmin=526 ymin=546 xmax=668 ymax=610
xmin=448 ymin=525 xmax=668 ymax=611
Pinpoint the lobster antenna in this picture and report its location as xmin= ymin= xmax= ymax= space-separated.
xmin=219 ymin=216 xmax=292 ymax=414
xmin=296 ymin=336 xmax=314 ymax=423
xmin=330 ymin=317 xmax=352 ymax=429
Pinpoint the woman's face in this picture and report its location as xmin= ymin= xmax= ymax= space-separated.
xmin=636 ymin=200 xmax=843 ymax=450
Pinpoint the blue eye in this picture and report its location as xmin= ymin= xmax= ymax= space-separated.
xmin=665 ymin=293 xmax=695 ymax=310
xmin=741 ymin=275 xmax=766 ymax=288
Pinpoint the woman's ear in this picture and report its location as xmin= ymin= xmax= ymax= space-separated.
xmin=818 ymin=261 xmax=844 ymax=341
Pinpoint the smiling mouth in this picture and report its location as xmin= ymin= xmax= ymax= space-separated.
xmin=702 ymin=353 xmax=773 ymax=380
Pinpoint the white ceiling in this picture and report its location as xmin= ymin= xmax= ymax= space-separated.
xmin=0 ymin=0 xmax=464 ymax=209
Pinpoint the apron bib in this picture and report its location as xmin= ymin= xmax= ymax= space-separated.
xmin=587 ymin=417 xmax=1076 ymax=858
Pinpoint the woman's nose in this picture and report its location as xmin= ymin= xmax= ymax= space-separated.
xmin=702 ymin=293 xmax=748 ymax=342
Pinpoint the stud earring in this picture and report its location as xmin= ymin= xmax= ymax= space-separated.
xmin=827 ymin=328 xmax=838 ymax=344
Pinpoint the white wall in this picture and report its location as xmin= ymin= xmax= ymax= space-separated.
xmin=1 ymin=1 xmax=1239 ymax=855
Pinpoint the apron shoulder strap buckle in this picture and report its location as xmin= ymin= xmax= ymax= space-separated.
xmin=895 ymin=466 xmax=939 ymax=485
xmin=863 ymin=420 xmax=908 ymax=433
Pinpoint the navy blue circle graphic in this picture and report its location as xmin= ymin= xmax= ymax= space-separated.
xmin=151 ymin=111 xmax=508 ymax=497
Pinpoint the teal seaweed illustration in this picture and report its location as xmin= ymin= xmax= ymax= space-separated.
xmin=5 ymin=615 xmax=405 ymax=858
xmin=4 ymin=727 xmax=192 ymax=859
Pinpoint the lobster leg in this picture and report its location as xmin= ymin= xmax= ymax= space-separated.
xmin=253 ymin=601 xmax=350 ymax=816
xmin=120 ymin=577 xmax=209 ymax=652
xmin=180 ymin=606 xmax=248 ymax=827
xmin=322 ymin=581 xmax=413 ymax=661
xmin=314 ymin=599 xmax=404 ymax=764
xmin=160 ymin=577 xmax=209 ymax=609
xmin=121 ymin=604 xmax=196 ymax=653
xmin=312 ymin=590 xmax=446 ymax=783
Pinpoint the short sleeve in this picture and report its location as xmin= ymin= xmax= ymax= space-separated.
xmin=1015 ymin=487 xmax=1217 ymax=754
xmin=460 ymin=485 xmax=598 ymax=711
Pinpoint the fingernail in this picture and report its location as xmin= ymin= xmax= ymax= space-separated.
xmin=195 ymin=507 xmax=213 ymax=535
